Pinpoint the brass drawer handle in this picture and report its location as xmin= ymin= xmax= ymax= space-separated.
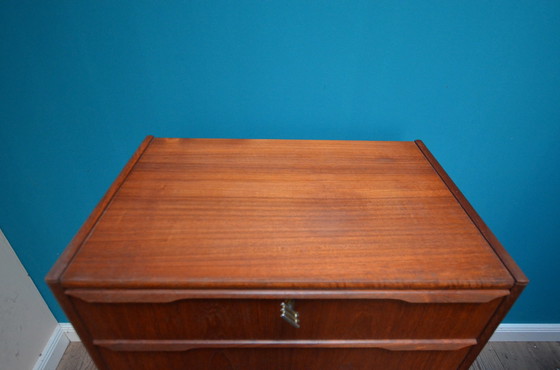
xmin=280 ymin=299 xmax=300 ymax=328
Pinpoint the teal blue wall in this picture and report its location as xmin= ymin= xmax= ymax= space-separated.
xmin=1 ymin=1 xmax=559 ymax=322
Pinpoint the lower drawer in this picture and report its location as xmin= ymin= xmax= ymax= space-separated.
xmin=96 ymin=346 xmax=472 ymax=370
xmin=70 ymin=296 xmax=502 ymax=340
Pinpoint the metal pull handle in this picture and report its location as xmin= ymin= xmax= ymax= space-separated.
xmin=280 ymin=299 xmax=300 ymax=328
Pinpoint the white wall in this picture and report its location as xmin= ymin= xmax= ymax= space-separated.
xmin=0 ymin=229 xmax=59 ymax=369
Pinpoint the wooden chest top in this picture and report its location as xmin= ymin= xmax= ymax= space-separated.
xmin=55 ymin=137 xmax=518 ymax=291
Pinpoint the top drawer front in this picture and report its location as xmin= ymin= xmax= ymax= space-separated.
xmin=71 ymin=297 xmax=502 ymax=340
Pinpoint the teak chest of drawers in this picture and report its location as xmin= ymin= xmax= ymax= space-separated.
xmin=47 ymin=137 xmax=527 ymax=370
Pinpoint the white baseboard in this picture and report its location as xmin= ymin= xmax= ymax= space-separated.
xmin=32 ymin=325 xmax=70 ymax=370
xmin=59 ymin=322 xmax=81 ymax=342
xmin=490 ymin=324 xmax=560 ymax=342
xmin=35 ymin=322 xmax=560 ymax=369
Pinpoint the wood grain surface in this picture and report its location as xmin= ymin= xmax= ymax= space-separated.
xmin=66 ymin=288 xmax=509 ymax=303
xmin=414 ymin=140 xmax=528 ymax=285
xmin=97 ymin=347 xmax=472 ymax=370
xmin=59 ymin=138 xmax=513 ymax=290
xmin=93 ymin=338 xmax=477 ymax=352
xmin=69 ymin=298 xmax=502 ymax=340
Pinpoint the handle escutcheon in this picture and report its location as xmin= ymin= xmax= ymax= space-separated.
xmin=280 ymin=299 xmax=300 ymax=328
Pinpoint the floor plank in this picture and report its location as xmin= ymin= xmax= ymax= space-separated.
xmin=489 ymin=342 xmax=560 ymax=370
xmin=469 ymin=342 xmax=504 ymax=370
xmin=56 ymin=342 xmax=97 ymax=370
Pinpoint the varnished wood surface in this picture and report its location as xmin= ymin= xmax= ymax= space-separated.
xmin=66 ymin=288 xmax=509 ymax=303
xmin=57 ymin=341 xmax=560 ymax=370
xmin=60 ymin=138 xmax=513 ymax=290
xmin=98 ymin=347 xmax=472 ymax=370
xmin=94 ymin=338 xmax=476 ymax=352
xmin=46 ymin=135 xmax=154 ymax=285
xmin=459 ymin=284 xmax=527 ymax=369
xmin=70 ymin=298 xmax=501 ymax=340
xmin=414 ymin=140 xmax=528 ymax=285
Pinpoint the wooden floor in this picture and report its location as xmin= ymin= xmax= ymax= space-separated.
xmin=57 ymin=342 xmax=560 ymax=370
